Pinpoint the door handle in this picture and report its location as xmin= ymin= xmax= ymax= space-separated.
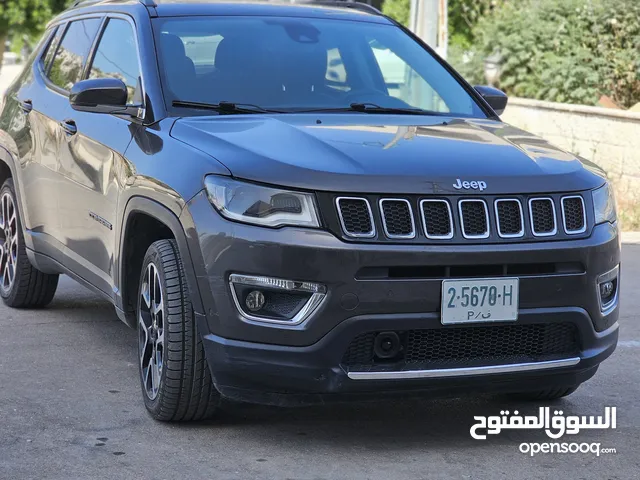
xmin=60 ymin=119 xmax=77 ymax=136
xmin=19 ymin=99 xmax=33 ymax=114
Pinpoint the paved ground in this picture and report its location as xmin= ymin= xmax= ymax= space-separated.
xmin=0 ymin=244 xmax=638 ymax=480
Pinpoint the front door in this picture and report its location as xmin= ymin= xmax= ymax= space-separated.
xmin=47 ymin=16 xmax=142 ymax=295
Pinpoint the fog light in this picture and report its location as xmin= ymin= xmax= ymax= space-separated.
xmin=600 ymin=281 xmax=614 ymax=299
xmin=597 ymin=265 xmax=619 ymax=313
xmin=245 ymin=290 xmax=265 ymax=312
xmin=229 ymin=274 xmax=327 ymax=325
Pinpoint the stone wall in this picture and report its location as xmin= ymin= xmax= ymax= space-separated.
xmin=501 ymin=97 xmax=640 ymax=230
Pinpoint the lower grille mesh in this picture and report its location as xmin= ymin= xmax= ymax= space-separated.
xmin=342 ymin=323 xmax=580 ymax=370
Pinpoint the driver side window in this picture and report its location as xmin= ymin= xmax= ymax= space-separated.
xmin=88 ymin=18 xmax=142 ymax=104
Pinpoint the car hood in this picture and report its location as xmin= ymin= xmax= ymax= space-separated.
xmin=170 ymin=114 xmax=606 ymax=194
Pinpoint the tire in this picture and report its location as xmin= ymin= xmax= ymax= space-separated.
xmin=137 ymin=239 xmax=220 ymax=421
xmin=0 ymin=178 xmax=59 ymax=308
xmin=507 ymin=385 xmax=579 ymax=401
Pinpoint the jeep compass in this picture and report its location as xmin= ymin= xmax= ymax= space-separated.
xmin=0 ymin=0 xmax=619 ymax=421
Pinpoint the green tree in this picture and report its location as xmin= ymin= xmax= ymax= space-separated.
xmin=0 ymin=0 xmax=55 ymax=64
xmin=382 ymin=0 xmax=410 ymax=27
xmin=455 ymin=0 xmax=640 ymax=108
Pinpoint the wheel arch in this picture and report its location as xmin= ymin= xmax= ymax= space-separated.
xmin=117 ymin=196 xmax=205 ymax=328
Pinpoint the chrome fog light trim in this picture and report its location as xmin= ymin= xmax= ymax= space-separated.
xmin=229 ymin=274 xmax=327 ymax=325
xmin=597 ymin=265 xmax=619 ymax=314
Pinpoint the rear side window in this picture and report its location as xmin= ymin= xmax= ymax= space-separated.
xmin=48 ymin=18 xmax=102 ymax=91
xmin=89 ymin=18 xmax=141 ymax=104
xmin=41 ymin=26 xmax=63 ymax=71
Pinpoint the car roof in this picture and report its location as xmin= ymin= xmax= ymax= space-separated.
xmin=65 ymin=0 xmax=391 ymax=24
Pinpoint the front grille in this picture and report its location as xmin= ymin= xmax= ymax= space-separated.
xmin=336 ymin=197 xmax=374 ymax=238
xmin=330 ymin=192 xmax=590 ymax=243
xmin=380 ymin=199 xmax=415 ymax=238
xmin=459 ymin=200 xmax=489 ymax=238
xmin=495 ymin=199 xmax=523 ymax=237
xmin=420 ymin=200 xmax=453 ymax=239
xmin=562 ymin=196 xmax=586 ymax=234
xmin=530 ymin=198 xmax=556 ymax=235
xmin=342 ymin=323 xmax=580 ymax=370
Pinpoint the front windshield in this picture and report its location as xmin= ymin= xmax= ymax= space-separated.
xmin=153 ymin=15 xmax=486 ymax=117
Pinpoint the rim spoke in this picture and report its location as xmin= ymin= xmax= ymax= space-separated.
xmin=150 ymin=346 xmax=159 ymax=394
xmin=139 ymin=261 xmax=165 ymax=400
xmin=0 ymin=195 xmax=6 ymax=230
xmin=141 ymin=279 xmax=151 ymax=311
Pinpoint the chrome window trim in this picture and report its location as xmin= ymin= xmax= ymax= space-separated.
xmin=336 ymin=197 xmax=376 ymax=238
xmin=458 ymin=199 xmax=490 ymax=239
xmin=561 ymin=195 xmax=587 ymax=235
xmin=379 ymin=198 xmax=416 ymax=239
xmin=529 ymin=197 xmax=558 ymax=237
xmin=420 ymin=199 xmax=454 ymax=240
xmin=494 ymin=198 xmax=525 ymax=238
xmin=347 ymin=357 xmax=581 ymax=380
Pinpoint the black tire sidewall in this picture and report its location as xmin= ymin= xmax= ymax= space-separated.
xmin=0 ymin=179 xmax=26 ymax=303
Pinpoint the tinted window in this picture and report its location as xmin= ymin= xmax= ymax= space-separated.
xmin=49 ymin=18 xmax=101 ymax=91
xmin=89 ymin=18 xmax=141 ymax=104
xmin=153 ymin=17 xmax=485 ymax=117
xmin=41 ymin=26 xmax=63 ymax=71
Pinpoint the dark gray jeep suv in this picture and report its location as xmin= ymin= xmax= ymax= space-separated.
xmin=0 ymin=0 xmax=619 ymax=421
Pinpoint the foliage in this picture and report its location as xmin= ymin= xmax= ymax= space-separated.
xmin=452 ymin=0 xmax=640 ymax=108
xmin=382 ymin=0 xmax=410 ymax=27
xmin=448 ymin=0 xmax=508 ymax=48
xmin=0 ymin=0 xmax=54 ymax=36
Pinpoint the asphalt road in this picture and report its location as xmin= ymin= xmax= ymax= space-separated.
xmin=1 ymin=245 xmax=639 ymax=480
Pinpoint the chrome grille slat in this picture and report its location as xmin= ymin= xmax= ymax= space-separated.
xmin=420 ymin=199 xmax=454 ymax=239
xmin=495 ymin=199 xmax=524 ymax=238
xmin=561 ymin=195 xmax=586 ymax=234
xmin=529 ymin=198 xmax=557 ymax=237
xmin=458 ymin=199 xmax=489 ymax=239
xmin=333 ymin=194 xmax=587 ymax=241
xmin=379 ymin=199 xmax=416 ymax=239
xmin=336 ymin=197 xmax=375 ymax=238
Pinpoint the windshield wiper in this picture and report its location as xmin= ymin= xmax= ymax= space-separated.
xmin=172 ymin=100 xmax=284 ymax=114
xmin=294 ymin=103 xmax=446 ymax=116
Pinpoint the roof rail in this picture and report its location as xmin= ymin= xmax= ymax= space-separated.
xmin=298 ymin=0 xmax=381 ymax=14
xmin=71 ymin=0 xmax=157 ymax=8
xmin=69 ymin=0 xmax=377 ymax=13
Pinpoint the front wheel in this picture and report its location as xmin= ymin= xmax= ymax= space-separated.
xmin=137 ymin=239 xmax=219 ymax=421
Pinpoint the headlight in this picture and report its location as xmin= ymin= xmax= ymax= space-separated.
xmin=205 ymin=176 xmax=320 ymax=228
xmin=592 ymin=182 xmax=617 ymax=225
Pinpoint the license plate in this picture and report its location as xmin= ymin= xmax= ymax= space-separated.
xmin=441 ymin=278 xmax=519 ymax=324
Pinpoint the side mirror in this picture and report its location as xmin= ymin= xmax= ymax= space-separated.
xmin=69 ymin=78 xmax=139 ymax=115
xmin=474 ymin=85 xmax=508 ymax=116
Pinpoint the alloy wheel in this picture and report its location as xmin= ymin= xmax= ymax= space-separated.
xmin=0 ymin=192 xmax=18 ymax=295
xmin=138 ymin=263 xmax=165 ymax=400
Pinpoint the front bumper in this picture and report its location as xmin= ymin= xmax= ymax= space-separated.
xmin=183 ymin=192 xmax=620 ymax=403
xmin=199 ymin=309 xmax=617 ymax=405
